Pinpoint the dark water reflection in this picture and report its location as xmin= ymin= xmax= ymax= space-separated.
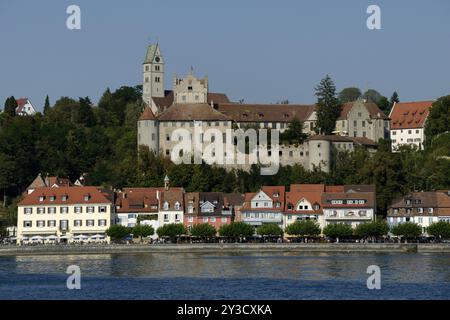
xmin=0 ymin=252 xmax=449 ymax=299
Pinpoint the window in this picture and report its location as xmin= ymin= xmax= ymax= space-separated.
xmin=418 ymin=217 xmax=423 ymax=223
xmin=37 ymin=207 xmax=45 ymax=214
xmin=48 ymin=220 xmax=56 ymax=227
xmin=418 ymin=208 xmax=424 ymax=213
xmin=288 ymin=215 xmax=292 ymax=220
xmin=24 ymin=221 xmax=32 ymax=228
xmin=362 ymin=121 xmax=365 ymax=127
xmin=416 ymin=130 xmax=419 ymax=134
xmin=99 ymin=206 xmax=107 ymax=213
xmin=60 ymin=220 xmax=68 ymax=231
xmin=39 ymin=196 xmax=45 ymax=202
xmin=74 ymin=220 xmax=82 ymax=227
xmin=87 ymin=206 xmax=95 ymax=213
xmin=408 ymin=130 xmax=412 ymax=134
xmin=24 ymin=208 xmax=33 ymax=215
xmin=98 ymin=220 xmax=107 ymax=227
xmin=163 ymin=202 xmax=169 ymax=210
xmin=203 ymin=217 xmax=208 ymax=223
xmin=188 ymin=216 xmax=194 ymax=223
xmin=428 ymin=208 xmax=434 ymax=213
xmin=48 ymin=207 xmax=56 ymax=214
xmin=392 ymin=131 xmax=397 ymax=136
xmin=37 ymin=220 xmax=45 ymax=228
xmin=50 ymin=196 xmax=56 ymax=202
xmin=221 ymin=217 xmax=227 ymax=223
xmin=164 ymin=214 xmax=169 ymax=222
xmin=75 ymin=207 xmax=82 ymax=214
xmin=353 ymin=120 xmax=357 ymax=127
xmin=60 ymin=207 xmax=69 ymax=214
xmin=155 ymin=65 xmax=160 ymax=71
xmin=62 ymin=195 xmax=68 ymax=201
xmin=210 ymin=217 xmax=216 ymax=222
xmin=175 ymin=214 xmax=180 ymax=221
xmin=84 ymin=195 xmax=90 ymax=201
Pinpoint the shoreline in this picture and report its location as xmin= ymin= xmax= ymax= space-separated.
xmin=0 ymin=243 xmax=449 ymax=256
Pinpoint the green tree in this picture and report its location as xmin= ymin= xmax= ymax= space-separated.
xmin=0 ymin=153 xmax=15 ymax=207
xmin=285 ymin=220 xmax=321 ymax=238
xmin=257 ymin=223 xmax=283 ymax=236
xmin=424 ymin=95 xmax=450 ymax=143
xmin=190 ymin=223 xmax=217 ymax=239
xmin=323 ymin=223 xmax=353 ymax=241
xmin=354 ymin=221 xmax=389 ymax=240
xmin=314 ymin=75 xmax=341 ymax=135
xmin=105 ymin=225 xmax=132 ymax=241
xmin=388 ymin=91 xmax=399 ymax=114
xmin=156 ymin=223 xmax=187 ymax=242
xmin=427 ymin=221 xmax=450 ymax=240
xmin=219 ymin=222 xmax=254 ymax=239
xmin=72 ymin=97 xmax=96 ymax=127
xmin=338 ymin=87 xmax=361 ymax=103
xmin=280 ymin=118 xmax=308 ymax=145
xmin=3 ymin=96 xmax=17 ymax=117
xmin=132 ymin=224 xmax=155 ymax=242
xmin=43 ymin=95 xmax=51 ymax=115
xmin=391 ymin=222 xmax=422 ymax=241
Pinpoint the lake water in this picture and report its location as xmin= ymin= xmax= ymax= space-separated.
xmin=0 ymin=252 xmax=449 ymax=300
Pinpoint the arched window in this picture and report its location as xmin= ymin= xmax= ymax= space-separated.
xmin=174 ymin=202 xmax=181 ymax=210
xmin=163 ymin=201 xmax=169 ymax=210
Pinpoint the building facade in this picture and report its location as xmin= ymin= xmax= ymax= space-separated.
xmin=17 ymin=186 xmax=114 ymax=244
xmin=387 ymin=190 xmax=450 ymax=234
xmin=389 ymin=101 xmax=433 ymax=151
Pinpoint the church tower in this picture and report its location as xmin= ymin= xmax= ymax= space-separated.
xmin=142 ymin=43 xmax=165 ymax=107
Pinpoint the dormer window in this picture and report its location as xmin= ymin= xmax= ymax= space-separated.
xmin=314 ymin=204 xmax=320 ymax=210
xmin=174 ymin=202 xmax=181 ymax=210
xmin=287 ymin=203 xmax=293 ymax=210
xmin=273 ymin=193 xmax=279 ymax=198
xmin=84 ymin=194 xmax=91 ymax=201
xmin=258 ymin=113 xmax=264 ymax=118
xmin=39 ymin=196 xmax=45 ymax=202
xmin=62 ymin=195 xmax=68 ymax=201
xmin=163 ymin=201 xmax=169 ymax=210
xmin=50 ymin=196 xmax=56 ymax=202
xmin=275 ymin=202 xmax=281 ymax=208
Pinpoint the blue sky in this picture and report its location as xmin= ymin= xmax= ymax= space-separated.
xmin=1 ymin=0 xmax=449 ymax=111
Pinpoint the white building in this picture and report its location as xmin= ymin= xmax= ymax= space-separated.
xmin=389 ymin=101 xmax=433 ymax=151
xmin=16 ymin=186 xmax=114 ymax=244
xmin=15 ymin=98 xmax=37 ymax=116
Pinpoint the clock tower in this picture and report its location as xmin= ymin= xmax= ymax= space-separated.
xmin=142 ymin=43 xmax=165 ymax=106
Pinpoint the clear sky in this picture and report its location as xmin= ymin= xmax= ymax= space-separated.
xmin=1 ymin=0 xmax=449 ymax=111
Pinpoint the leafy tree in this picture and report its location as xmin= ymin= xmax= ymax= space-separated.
xmin=388 ymin=91 xmax=399 ymax=114
xmin=132 ymin=224 xmax=154 ymax=242
xmin=285 ymin=220 xmax=321 ymax=237
xmin=425 ymin=95 xmax=450 ymax=143
xmin=0 ymin=153 xmax=15 ymax=207
xmin=105 ymin=225 xmax=132 ymax=241
xmin=3 ymin=96 xmax=17 ymax=117
xmin=362 ymin=89 xmax=389 ymax=114
xmin=190 ymin=223 xmax=217 ymax=239
xmin=323 ymin=223 xmax=353 ymax=241
xmin=156 ymin=223 xmax=187 ymax=242
xmin=338 ymin=87 xmax=361 ymax=103
xmin=391 ymin=222 xmax=422 ymax=240
xmin=257 ymin=223 xmax=283 ymax=236
xmin=219 ymin=222 xmax=254 ymax=239
xmin=280 ymin=118 xmax=308 ymax=145
xmin=427 ymin=221 xmax=450 ymax=240
xmin=315 ymin=75 xmax=341 ymax=135
xmin=43 ymin=95 xmax=51 ymax=115
xmin=354 ymin=221 xmax=389 ymax=240
xmin=72 ymin=97 xmax=96 ymax=127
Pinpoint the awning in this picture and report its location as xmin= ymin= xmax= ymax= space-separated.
xmin=90 ymin=234 xmax=105 ymax=239
xmin=45 ymin=235 xmax=58 ymax=240
xmin=31 ymin=235 xmax=44 ymax=240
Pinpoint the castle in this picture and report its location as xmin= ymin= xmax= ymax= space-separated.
xmin=137 ymin=43 xmax=390 ymax=172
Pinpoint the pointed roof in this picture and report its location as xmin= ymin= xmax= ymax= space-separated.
xmin=139 ymin=106 xmax=156 ymax=121
xmin=27 ymin=173 xmax=46 ymax=190
xmin=144 ymin=43 xmax=159 ymax=64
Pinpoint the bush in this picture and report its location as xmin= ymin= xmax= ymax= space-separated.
xmin=427 ymin=221 xmax=450 ymax=240
xmin=156 ymin=223 xmax=187 ymax=242
xmin=354 ymin=221 xmax=389 ymax=239
xmin=257 ymin=223 xmax=283 ymax=236
xmin=190 ymin=223 xmax=217 ymax=238
xmin=391 ymin=222 xmax=422 ymax=239
xmin=285 ymin=220 xmax=321 ymax=237
xmin=105 ymin=225 xmax=132 ymax=241
xmin=323 ymin=223 xmax=353 ymax=240
xmin=219 ymin=222 xmax=254 ymax=238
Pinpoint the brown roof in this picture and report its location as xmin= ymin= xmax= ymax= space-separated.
xmin=184 ymin=192 xmax=199 ymax=216
xmin=242 ymin=186 xmax=285 ymax=212
xmin=338 ymin=101 xmax=389 ymax=120
xmin=158 ymin=103 xmax=231 ymax=121
xmin=159 ymin=189 xmax=184 ymax=210
xmin=224 ymin=193 xmax=245 ymax=207
xmin=152 ymin=91 xmax=230 ymax=113
xmin=322 ymin=192 xmax=375 ymax=208
xmin=19 ymin=186 xmax=112 ymax=206
xmin=115 ymin=188 xmax=159 ymax=213
xmin=139 ymin=106 xmax=156 ymax=121
xmin=217 ymin=103 xmax=315 ymax=123
xmin=388 ymin=191 xmax=450 ymax=216
xmin=389 ymin=101 xmax=433 ymax=129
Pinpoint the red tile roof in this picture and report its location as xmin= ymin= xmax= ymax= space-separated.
xmin=19 ymin=187 xmax=112 ymax=206
xmin=115 ymin=188 xmax=160 ymax=213
xmin=389 ymin=101 xmax=433 ymax=129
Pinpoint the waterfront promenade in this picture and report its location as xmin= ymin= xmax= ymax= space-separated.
xmin=1 ymin=243 xmax=449 ymax=256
